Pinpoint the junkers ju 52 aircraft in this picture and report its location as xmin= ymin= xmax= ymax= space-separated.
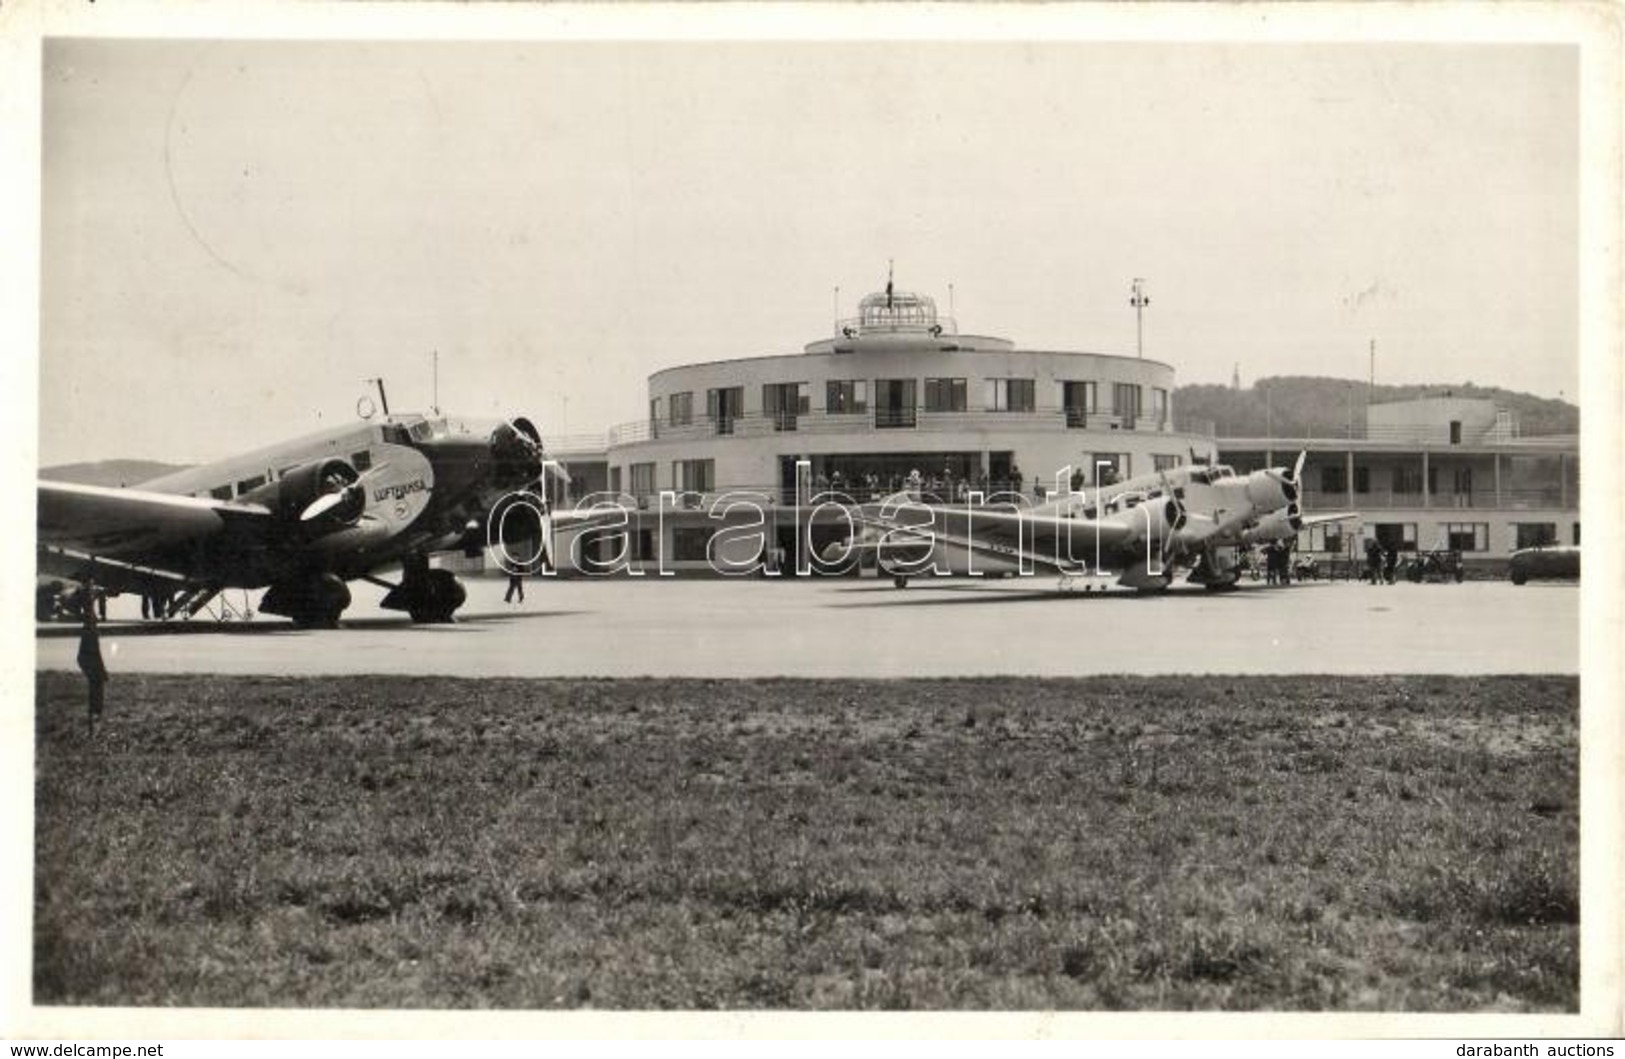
xmin=847 ymin=453 xmax=1355 ymax=593
xmin=37 ymin=410 xmax=574 ymax=628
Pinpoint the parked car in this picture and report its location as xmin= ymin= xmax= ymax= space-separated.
xmin=1508 ymin=544 xmax=1580 ymax=585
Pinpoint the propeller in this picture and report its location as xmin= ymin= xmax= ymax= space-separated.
xmin=300 ymin=461 xmax=391 ymax=523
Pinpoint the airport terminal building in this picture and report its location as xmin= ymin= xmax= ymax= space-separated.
xmin=544 ymin=286 xmax=1218 ymax=571
xmin=1220 ymin=395 xmax=1579 ymax=571
xmin=534 ymin=289 xmax=1577 ymax=576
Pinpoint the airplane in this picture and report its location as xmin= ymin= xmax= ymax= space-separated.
xmin=36 ymin=411 xmax=587 ymax=628
xmin=832 ymin=454 xmax=1356 ymax=593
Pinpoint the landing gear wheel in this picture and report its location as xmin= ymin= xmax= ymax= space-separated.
xmin=892 ymin=575 xmax=909 ymax=589
xmin=406 ymin=569 xmax=466 ymax=624
xmin=263 ymin=574 xmax=351 ymax=629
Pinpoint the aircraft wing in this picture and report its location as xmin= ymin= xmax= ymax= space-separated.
xmin=37 ymin=480 xmax=271 ymax=557
xmin=1302 ymin=510 xmax=1360 ymax=526
xmin=858 ymin=503 xmax=1157 ymax=572
xmin=36 ymin=480 xmax=277 ymax=596
xmin=547 ymin=507 xmax=627 ymax=532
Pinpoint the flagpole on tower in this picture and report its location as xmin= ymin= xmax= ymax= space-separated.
xmin=1130 ymin=278 xmax=1150 ymax=359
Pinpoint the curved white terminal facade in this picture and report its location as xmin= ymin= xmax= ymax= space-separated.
xmin=605 ymin=288 xmax=1216 ymax=507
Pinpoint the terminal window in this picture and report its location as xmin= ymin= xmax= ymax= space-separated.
xmin=1515 ymin=523 xmax=1556 ymax=549
xmin=1152 ymin=454 xmax=1182 ymax=471
xmin=672 ymin=459 xmax=715 ymax=494
xmin=669 ymin=392 xmax=693 ymax=426
xmin=925 ymin=378 xmax=968 ymax=413
xmin=1091 ymin=453 xmax=1130 ymax=485
xmin=671 ymin=526 xmax=713 ymax=562
xmin=1306 ymin=523 xmax=1346 ymax=554
xmin=826 ymin=380 xmax=868 ymax=414
xmin=1112 ymin=383 xmax=1143 ymax=428
xmin=1320 ymin=466 xmax=1347 ymax=493
xmin=986 ymin=378 xmax=1035 ymax=413
xmin=1443 ymin=522 xmax=1489 ymax=552
xmin=629 ymin=462 xmax=656 ymax=499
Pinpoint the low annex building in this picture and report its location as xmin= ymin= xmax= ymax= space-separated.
xmin=1218 ymin=395 xmax=1578 ymax=571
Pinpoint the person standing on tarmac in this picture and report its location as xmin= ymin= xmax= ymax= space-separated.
xmin=77 ymin=578 xmax=108 ymax=736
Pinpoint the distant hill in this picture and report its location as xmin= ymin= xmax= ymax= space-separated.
xmin=1174 ymin=377 xmax=1579 ymax=439
xmin=38 ymin=460 xmax=191 ymax=487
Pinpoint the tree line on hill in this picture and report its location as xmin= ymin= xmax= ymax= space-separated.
xmin=1172 ymin=376 xmax=1578 ymax=439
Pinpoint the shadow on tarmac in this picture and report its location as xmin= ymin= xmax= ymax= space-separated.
xmin=34 ymin=609 xmax=586 ymax=638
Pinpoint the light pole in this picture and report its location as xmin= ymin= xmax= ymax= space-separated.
xmin=1130 ymin=278 xmax=1149 ymax=359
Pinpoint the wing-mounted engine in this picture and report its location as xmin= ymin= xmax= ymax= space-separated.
xmin=1117 ymin=494 xmax=1188 ymax=550
xmin=490 ymin=417 xmax=546 ymax=490
xmin=1239 ymin=503 xmax=1304 ymax=546
xmin=246 ymin=458 xmax=366 ymax=527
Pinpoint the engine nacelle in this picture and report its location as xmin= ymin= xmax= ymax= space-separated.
xmin=1121 ymin=495 xmax=1188 ymax=548
xmin=259 ymin=458 xmax=365 ymax=525
xmin=1239 ymin=503 xmax=1304 ymax=546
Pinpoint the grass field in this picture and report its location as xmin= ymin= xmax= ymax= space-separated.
xmin=33 ymin=672 xmax=1577 ymax=1011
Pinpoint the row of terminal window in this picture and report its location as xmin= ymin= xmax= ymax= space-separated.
xmin=201 ymin=449 xmax=373 ymax=502
xmin=1303 ymin=521 xmax=1578 ymax=554
xmin=651 ymin=381 xmax=1170 ymax=426
xmin=1320 ymin=464 xmax=1548 ymax=496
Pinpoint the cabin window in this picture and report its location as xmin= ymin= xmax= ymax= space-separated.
xmin=210 ymin=485 xmax=233 ymax=501
xmin=236 ymin=475 xmax=266 ymax=494
xmin=352 ymin=450 xmax=372 ymax=471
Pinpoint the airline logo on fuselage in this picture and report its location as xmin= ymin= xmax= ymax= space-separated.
xmin=373 ymin=478 xmax=427 ymax=503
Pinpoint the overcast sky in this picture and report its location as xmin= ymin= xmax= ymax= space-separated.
xmin=38 ymin=37 xmax=1579 ymax=466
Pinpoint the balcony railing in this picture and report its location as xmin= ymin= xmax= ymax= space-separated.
xmin=1298 ymin=487 xmax=1571 ymax=512
xmin=606 ymin=406 xmax=1178 ymax=446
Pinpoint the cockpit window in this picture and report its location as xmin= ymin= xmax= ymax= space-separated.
xmin=409 ymin=421 xmax=434 ymax=442
xmin=382 ymin=425 xmax=411 ymax=446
